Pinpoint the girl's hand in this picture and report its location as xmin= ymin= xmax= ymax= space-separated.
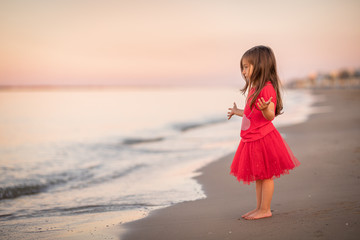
xmin=228 ymin=102 xmax=240 ymax=120
xmin=257 ymin=97 xmax=275 ymax=121
xmin=257 ymin=97 xmax=273 ymax=111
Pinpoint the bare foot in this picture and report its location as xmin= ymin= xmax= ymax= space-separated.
xmin=241 ymin=209 xmax=258 ymax=218
xmin=245 ymin=209 xmax=272 ymax=220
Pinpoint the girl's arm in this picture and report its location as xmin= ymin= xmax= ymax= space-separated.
xmin=257 ymin=97 xmax=275 ymax=121
xmin=228 ymin=102 xmax=244 ymax=120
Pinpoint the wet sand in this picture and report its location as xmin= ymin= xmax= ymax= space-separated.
xmin=121 ymin=89 xmax=360 ymax=240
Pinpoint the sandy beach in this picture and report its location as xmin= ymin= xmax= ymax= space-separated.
xmin=121 ymin=89 xmax=360 ymax=240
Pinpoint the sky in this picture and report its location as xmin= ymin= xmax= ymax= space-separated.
xmin=0 ymin=0 xmax=359 ymax=87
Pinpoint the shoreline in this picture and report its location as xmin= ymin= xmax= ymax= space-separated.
xmin=121 ymin=89 xmax=360 ymax=240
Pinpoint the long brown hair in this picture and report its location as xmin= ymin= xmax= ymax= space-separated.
xmin=240 ymin=45 xmax=283 ymax=116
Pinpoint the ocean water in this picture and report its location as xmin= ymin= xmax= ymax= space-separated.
xmin=0 ymin=87 xmax=316 ymax=237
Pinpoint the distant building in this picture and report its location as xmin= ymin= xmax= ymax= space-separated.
xmin=286 ymin=68 xmax=360 ymax=89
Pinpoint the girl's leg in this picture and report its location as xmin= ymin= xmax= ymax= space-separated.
xmin=260 ymin=178 xmax=274 ymax=211
xmin=242 ymin=180 xmax=263 ymax=218
xmin=245 ymin=178 xmax=274 ymax=220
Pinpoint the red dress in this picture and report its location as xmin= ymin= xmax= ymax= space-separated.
xmin=230 ymin=82 xmax=300 ymax=184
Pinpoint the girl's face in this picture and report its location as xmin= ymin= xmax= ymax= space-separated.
xmin=241 ymin=58 xmax=254 ymax=81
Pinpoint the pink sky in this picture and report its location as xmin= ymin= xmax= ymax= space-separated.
xmin=0 ymin=0 xmax=359 ymax=86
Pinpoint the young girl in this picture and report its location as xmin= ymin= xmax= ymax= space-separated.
xmin=227 ymin=45 xmax=300 ymax=220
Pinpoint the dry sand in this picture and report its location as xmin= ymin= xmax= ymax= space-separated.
xmin=121 ymin=89 xmax=360 ymax=240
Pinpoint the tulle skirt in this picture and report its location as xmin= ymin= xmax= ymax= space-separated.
xmin=230 ymin=129 xmax=300 ymax=185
